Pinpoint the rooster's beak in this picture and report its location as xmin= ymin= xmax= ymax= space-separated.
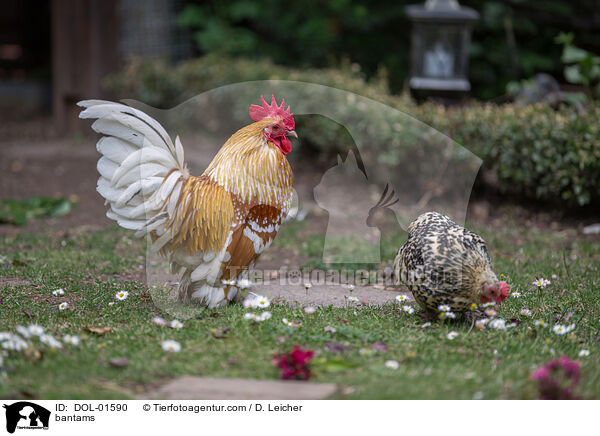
xmin=288 ymin=130 xmax=298 ymax=139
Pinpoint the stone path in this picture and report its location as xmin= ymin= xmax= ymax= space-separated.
xmin=141 ymin=377 xmax=338 ymax=400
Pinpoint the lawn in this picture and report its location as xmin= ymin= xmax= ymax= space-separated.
xmin=0 ymin=217 xmax=598 ymax=400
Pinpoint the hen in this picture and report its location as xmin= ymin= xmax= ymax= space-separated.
xmin=79 ymin=95 xmax=296 ymax=307
xmin=393 ymin=212 xmax=508 ymax=315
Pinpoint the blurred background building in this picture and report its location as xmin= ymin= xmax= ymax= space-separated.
xmin=1 ymin=0 xmax=599 ymax=131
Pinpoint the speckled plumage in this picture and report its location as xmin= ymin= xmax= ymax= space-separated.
xmin=394 ymin=212 xmax=498 ymax=313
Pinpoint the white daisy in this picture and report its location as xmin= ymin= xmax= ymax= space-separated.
xmin=519 ymin=309 xmax=532 ymax=317
xmin=255 ymin=295 xmax=270 ymax=308
xmin=512 ymin=292 xmax=521 ymax=298
xmin=16 ymin=325 xmax=31 ymax=338
xmin=108 ymin=302 xmax=115 ymax=306
xmin=489 ymin=319 xmax=507 ymax=330
xmin=395 ymin=295 xmax=408 ymax=303
xmin=439 ymin=311 xmax=456 ymax=319
xmin=58 ymin=302 xmax=69 ymax=311
xmin=63 ymin=335 xmax=80 ymax=346
xmin=484 ymin=308 xmax=497 ymax=317
xmin=324 ymin=326 xmax=336 ymax=333
xmin=237 ymin=279 xmax=252 ymax=289
xmin=578 ymin=350 xmax=590 ymax=357
xmin=40 ymin=334 xmax=62 ymax=349
xmin=385 ymin=360 xmax=399 ymax=370
xmin=475 ymin=319 xmax=489 ymax=330
xmin=27 ymin=324 xmax=44 ymax=336
xmin=168 ymin=320 xmax=184 ymax=329
xmin=359 ymin=348 xmax=372 ymax=356
xmin=534 ymin=319 xmax=546 ymax=327
xmin=304 ymin=283 xmax=312 ymax=290
xmin=553 ymin=323 xmax=575 ymax=335
xmin=282 ymin=318 xmax=293 ymax=327
xmin=482 ymin=302 xmax=496 ymax=308
xmin=244 ymin=313 xmax=258 ymax=320
xmin=152 ymin=316 xmax=167 ymax=326
xmin=0 ymin=332 xmax=12 ymax=341
xmin=532 ymin=278 xmax=551 ymax=288
xmin=447 ymin=331 xmax=458 ymax=340
xmin=304 ymin=306 xmax=316 ymax=314
xmin=347 ymin=284 xmax=355 ymax=292
xmin=115 ymin=290 xmax=129 ymax=301
xmin=161 ymin=340 xmax=181 ymax=353
xmin=222 ymin=279 xmax=236 ymax=286
xmin=347 ymin=296 xmax=359 ymax=302
xmin=2 ymin=338 xmax=28 ymax=351
xmin=402 ymin=305 xmax=415 ymax=314
xmin=242 ymin=296 xmax=257 ymax=309
xmin=52 ymin=288 xmax=65 ymax=296
xmin=421 ymin=322 xmax=431 ymax=328
xmin=438 ymin=305 xmax=451 ymax=312
xmin=256 ymin=311 xmax=272 ymax=321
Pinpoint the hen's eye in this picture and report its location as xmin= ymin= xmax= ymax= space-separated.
xmin=272 ymin=125 xmax=280 ymax=130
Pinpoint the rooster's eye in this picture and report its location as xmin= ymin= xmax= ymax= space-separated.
xmin=272 ymin=125 xmax=280 ymax=130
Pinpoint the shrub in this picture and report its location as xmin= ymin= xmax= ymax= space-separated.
xmin=105 ymin=56 xmax=600 ymax=207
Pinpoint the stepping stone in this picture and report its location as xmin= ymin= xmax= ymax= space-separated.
xmin=141 ymin=377 xmax=338 ymax=400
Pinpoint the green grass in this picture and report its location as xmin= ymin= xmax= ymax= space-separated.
xmin=0 ymin=221 xmax=598 ymax=399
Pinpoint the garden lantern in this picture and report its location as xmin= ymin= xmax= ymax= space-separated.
xmin=405 ymin=0 xmax=479 ymax=94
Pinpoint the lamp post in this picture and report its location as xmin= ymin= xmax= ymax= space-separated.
xmin=405 ymin=0 xmax=479 ymax=97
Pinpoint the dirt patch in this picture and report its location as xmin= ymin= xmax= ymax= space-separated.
xmin=0 ymin=277 xmax=31 ymax=286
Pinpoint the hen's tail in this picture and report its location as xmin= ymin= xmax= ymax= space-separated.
xmin=78 ymin=100 xmax=188 ymax=233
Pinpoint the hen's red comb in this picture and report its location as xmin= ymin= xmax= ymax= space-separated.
xmin=249 ymin=95 xmax=295 ymax=130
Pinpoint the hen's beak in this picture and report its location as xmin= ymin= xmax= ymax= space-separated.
xmin=288 ymin=130 xmax=298 ymax=139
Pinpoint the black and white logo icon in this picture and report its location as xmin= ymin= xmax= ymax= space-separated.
xmin=2 ymin=402 xmax=50 ymax=434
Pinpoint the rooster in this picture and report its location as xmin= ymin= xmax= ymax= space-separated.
xmin=393 ymin=212 xmax=509 ymax=316
xmin=79 ymin=95 xmax=297 ymax=307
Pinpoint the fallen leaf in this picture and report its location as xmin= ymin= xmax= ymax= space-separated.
xmin=84 ymin=326 xmax=114 ymax=335
xmin=324 ymin=342 xmax=351 ymax=354
xmin=109 ymin=357 xmax=130 ymax=367
xmin=336 ymin=318 xmax=349 ymax=324
xmin=209 ymin=312 xmax=225 ymax=318
xmin=369 ymin=341 xmax=388 ymax=352
xmin=210 ymin=327 xmax=230 ymax=339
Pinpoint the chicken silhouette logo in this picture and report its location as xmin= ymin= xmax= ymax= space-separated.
xmin=2 ymin=402 xmax=50 ymax=434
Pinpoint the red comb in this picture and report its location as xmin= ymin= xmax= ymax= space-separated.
xmin=249 ymin=95 xmax=295 ymax=130
xmin=497 ymin=281 xmax=510 ymax=303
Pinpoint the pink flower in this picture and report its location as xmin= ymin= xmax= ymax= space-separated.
xmin=272 ymin=345 xmax=314 ymax=380
xmin=530 ymin=356 xmax=580 ymax=400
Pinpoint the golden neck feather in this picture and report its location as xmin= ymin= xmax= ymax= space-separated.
xmin=203 ymin=118 xmax=293 ymax=206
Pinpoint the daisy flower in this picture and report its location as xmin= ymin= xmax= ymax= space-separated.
xmin=439 ymin=311 xmax=456 ymax=320
xmin=489 ymin=319 xmax=507 ymax=330
xmin=578 ymin=350 xmax=590 ymax=357
xmin=402 ymin=305 xmax=415 ymax=314
xmin=385 ymin=360 xmax=399 ymax=370
xmin=63 ymin=335 xmax=80 ymax=346
xmin=482 ymin=302 xmax=496 ymax=308
xmin=242 ymin=296 xmax=257 ymax=309
xmin=519 ymin=309 xmax=532 ymax=317
xmin=512 ymin=292 xmax=521 ymax=298
xmin=169 ymin=320 xmax=184 ymax=329
xmin=475 ymin=319 xmax=489 ymax=330
xmin=58 ymin=302 xmax=69 ymax=311
xmin=534 ymin=319 xmax=546 ymax=327
xmin=52 ymin=288 xmax=65 ymax=296
xmin=222 ymin=279 xmax=236 ymax=286
xmin=324 ymin=326 xmax=336 ymax=333
xmin=2 ymin=338 xmax=28 ymax=351
xmin=27 ymin=324 xmax=44 ymax=336
xmin=532 ymin=278 xmax=551 ymax=288
xmin=359 ymin=348 xmax=372 ymax=356
xmin=552 ymin=324 xmax=575 ymax=335
xmin=255 ymin=295 xmax=270 ymax=308
xmin=257 ymin=311 xmax=272 ymax=321
xmin=16 ymin=325 xmax=31 ymax=338
xmin=152 ymin=316 xmax=167 ymax=326
xmin=347 ymin=296 xmax=359 ymax=302
xmin=484 ymin=308 xmax=497 ymax=317
xmin=237 ymin=279 xmax=252 ymax=289
xmin=0 ymin=332 xmax=12 ymax=341
xmin=447 ymin=331 xmax=458 ymax=340
xmin=395 ymin=295 xmax=408 ymax=303
xmin=304 ymin=307 xmax=316 ymax=314
xmin=347 ymin=284 xmax=355 ymax=292
xmin=40 ymin=334 xmax=63 ymax=349
xmin=438 ymin=305 xmax=451 ymax=312
xmin=161 ymin=340 xmax=181 ymax=353
xmin=470 ymin=303 xmax=477 ymax=310
xmin=244 ymin=313 xmax=258 ymax=320
xmin=108 ymin=302 xmax=115 ymax=306
xmin=115 ymin=290 xmax=129 ymax=301
xmin=304 ymin=283 xmax=312 ymax=291
xmin=421 ymin=322 xmax=431 ymax=328
xmin=282 ymin=318 xmax=299 ymax=327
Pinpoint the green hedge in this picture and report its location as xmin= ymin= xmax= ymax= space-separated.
xmin=106 ymin=56 xmax=600 ymax=207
